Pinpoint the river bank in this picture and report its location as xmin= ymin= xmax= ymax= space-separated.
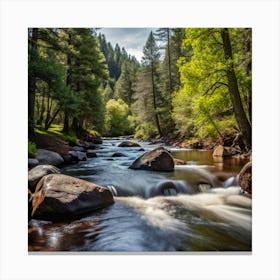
xmin=28 ymin=133 xmax=252 ymax=252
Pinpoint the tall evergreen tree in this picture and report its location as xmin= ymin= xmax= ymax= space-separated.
xmin=141 ymin=31 xmax=162 ymax=136
xmin=114 ymin=61 xmax=137 ymax=105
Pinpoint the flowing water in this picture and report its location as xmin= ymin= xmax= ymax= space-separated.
xmin=28 ymin=139 xmax=251 ymax=252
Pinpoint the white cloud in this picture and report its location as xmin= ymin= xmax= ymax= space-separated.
xmin=99 ymin=28 xmax=157 ymax=61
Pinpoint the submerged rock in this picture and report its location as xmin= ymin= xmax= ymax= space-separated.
xmin=149 ymin=180 xmax=194 ymax=197
xmin=118 ymin=141 xmax=141 ymax=147
xmin=28 ymin=165 xmax=60 ymax=192
xmin=129 ymin=147 xmax=174 ymax=171
xmin=36 ymin=149 xmax=64 ymax=166
xmin=112 ymin=152 xmax=126 ymax=157
xmin=87 ymin=150 xmax=98 ymax=158
xmin=30 ymin=174 xmax=114 ymax=221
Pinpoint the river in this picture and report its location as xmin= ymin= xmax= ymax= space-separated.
xmin=28 ymin=139 xmax=251 ymax=252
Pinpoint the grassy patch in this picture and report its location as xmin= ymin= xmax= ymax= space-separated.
xmin=28 ymin=141 xmax=37 ymax=158
xmin=35 ymin=125 xmax=77 ymax=144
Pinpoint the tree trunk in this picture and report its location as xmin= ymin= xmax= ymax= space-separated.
xmin=71 ymin=117 xmax=79 ymax=133
xmin=37 ymin=91 xmax=45 ymax=126
xmin=45 ymin=107 xmax=60 ymax=130
xmin=28 ymin=28 xmax=38 ymax=140
xmin=151 ymin=64 xmax=162 ymax=137
xmin=221 ymin=28 xmax=252 ymax=149
xmin=201 ymin=105 xmax=223 ymax=142
xmin=62 ymin=31 xmax=72 ymax=134
xmin=63 ymin=112 xmax=69 ymax=133
xmin=167 ymin=28 xmax=172 ymax=96
xmin=44 ymin=91 xmax=52 ymax=130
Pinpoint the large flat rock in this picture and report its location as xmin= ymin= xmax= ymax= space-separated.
xmin=31 ymin=174 xmax=114 ymax=221
xmin=129 ymin=147 xmax=174 ymax=172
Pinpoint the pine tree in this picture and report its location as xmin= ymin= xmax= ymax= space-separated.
xmin=141 ymin=31 xmax=162 ymax=136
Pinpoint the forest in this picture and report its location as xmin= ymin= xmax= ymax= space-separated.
xmin=28 ymin=28 xmax=251 ymax=152
xmin=28 ymin=28 xmax=252 ymax=252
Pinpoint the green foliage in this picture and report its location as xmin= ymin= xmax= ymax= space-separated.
xmin=104 ymin=99 xmax=130 ymax=136
xmin=29 ymin=28 xmax=251 ymax=145
xmin=28 ymin=141 xmax=37 ymax=158
xmin=87 ymin=129 xmax=101 ymax=137
xmin=114 ymin=61 xmax=137 ymax=105
xmin=172 ymin=28 xmax=251 ymax=140
xmin=134 ymin=123 xmax=158 ymax=140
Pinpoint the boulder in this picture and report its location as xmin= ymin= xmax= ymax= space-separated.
xmin=87 ymin=150 xmax=98 ymax=158
xmin=28 ymin=165 xmax=60 ymax=192
xmin=213 ymin=145 xmax=239 ymax=158
xmin=213 ymin=145 xmax=225 ymax=157
xmin=129 ymin=147 xmax=174 ymax=172
xmin=238 ymin=161 xmax=252 ymax=195
xmin=68 ymin=151 xmax=87 ymax=161
xmin=77 ymin=140 xmax=98 ymax=149
xmin=112 ymin=152 xmax=125 ymax=157
xmin=71 ymin=146 xmax=86 ymax=152
xmin=30 ymin=174 xmax=114 ymax=221
xmin=36 ymin=149 xmax=64 ymax=166
xmin=28 ymin=158 xmax=39 ymax=169
xmin=92 ymin=136 xmax=103 ymax=144
xmin=62 ymin=154 xmax=74 ymax=164
xmin=118 ymin=141 xmax=141 ymax=147
xmin=85 ymin=141 xmax=98 ymax=149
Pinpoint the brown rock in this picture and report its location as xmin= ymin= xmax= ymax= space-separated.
xmin=129 ymin=147 xmax=174 ymax=171
xmin=213 ymin=145 xmax=224 ymax=157
xmin=213 ymin=145 xmax=239 ymax=157
xmin=118 ymin=141 xmax=141 ymax=147
xmin=238 ymin=161 xmax=252 ymax=195
xmin=28 ymin=165 xmax=60 ymax=192
xmin=31 ymin=174 xmax=114 ymax=221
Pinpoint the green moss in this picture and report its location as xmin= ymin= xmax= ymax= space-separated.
xmin=28 ymin=141 xmax=37 ymax=158
xmin=35 ymin=125 xmax=77 ymax=145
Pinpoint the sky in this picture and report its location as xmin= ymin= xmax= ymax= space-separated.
xmin=99 ymin=28 xmax=157 ymax=62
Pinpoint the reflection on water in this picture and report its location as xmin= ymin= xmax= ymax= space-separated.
xmin=29 ymin=140 xmax=251 ymax=252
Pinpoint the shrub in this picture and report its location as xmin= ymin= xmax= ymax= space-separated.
xmin=28 ymin=141 xmax=37 ymax=158
xmin=134 ymin=122 xmax=157 ymax=140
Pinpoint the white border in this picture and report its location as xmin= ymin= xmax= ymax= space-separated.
xmin=0 ymin=0 xmax=280 ymax=279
